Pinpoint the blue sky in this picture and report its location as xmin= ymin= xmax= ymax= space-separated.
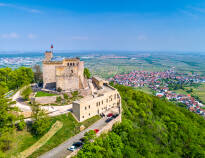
xmin=1 ymin=0 xmax=205 ymax=51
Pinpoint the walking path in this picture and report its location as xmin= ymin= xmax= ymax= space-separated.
xmin=11 ymin=89 xmax=72 ymax=118
xmin=39 ymin=117 xmax=107 ymax=158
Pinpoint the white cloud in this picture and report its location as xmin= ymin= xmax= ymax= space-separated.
xmin=137 ymin=35 xmax=147 ymax=41
xmin=28 ymin=33 xmax=36 ymax=39
xmin=1 ymin=33 xmax=19 ymax=39
xmin=71 ymin=36 xmax=89 ymax=40
xmin=0 ymin=3 xmax=41 ymax=14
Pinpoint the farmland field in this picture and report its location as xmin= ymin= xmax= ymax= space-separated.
xmin=192 ymin=83 xmax=205 ymax=103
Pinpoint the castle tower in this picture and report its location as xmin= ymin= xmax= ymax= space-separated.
xmin=44 ymin=51 xmax=53 ymax=61
xmin=44 ymin=45 xmax=53 ymax=61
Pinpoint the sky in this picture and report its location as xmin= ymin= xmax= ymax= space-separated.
xmin=1 ymin=0 xmax=205 ymax=52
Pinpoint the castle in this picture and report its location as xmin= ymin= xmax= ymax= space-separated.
xmin=43 ymin=51 xmax=88 ymax=91
xmin=42 ymin=48 xmax=121 ymax=122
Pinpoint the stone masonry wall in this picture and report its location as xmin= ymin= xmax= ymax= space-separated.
xmin=33 ymin=96 xmax=58 ymax=105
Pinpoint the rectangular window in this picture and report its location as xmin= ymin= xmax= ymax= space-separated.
xmin=89 ymin=105 xmax=90 ymax=109
xmin=85 ymin=106 xmax=87 ymax=110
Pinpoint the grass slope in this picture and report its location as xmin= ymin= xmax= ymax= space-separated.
xmin=19 ymin=121 xmax=63 ymax=158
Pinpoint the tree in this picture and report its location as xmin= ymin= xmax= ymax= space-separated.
xmin=84 ymin=68 xmax=91 ymax=79
xmin=0 ymin=67 xmax=34 ymax=94
xmin=33 ymin=64 xmax=43 ymax=87
xmin=0 ymin=96 xmax=17 ymax=152
xmin=21 ymin=86 xmax=32 ymax=101
xmin=31 ymin=104 xmax=50 ymax=136
xmin=17 ymin=115 xmax=26 ymax=131
xmin=83 ymin=130 xmax=96 ymax=143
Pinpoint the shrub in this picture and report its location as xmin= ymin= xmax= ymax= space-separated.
xmin=57 ymin=87 xmax=62 ymax=92
xmin=21 ymin=86 xmax=32 ymax=101
xmin=63 ymin=93 xmax=69 ymax=100
xmin=17 ymin=120 xmax=26 ymax=131
xmin=56 ymin=96 xmax=62 ymax=103
xmin=71 ymin=91 xmax=79 ymax=97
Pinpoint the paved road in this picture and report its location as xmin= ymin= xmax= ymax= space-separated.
xmin=39 ymin=117 xmax=107 ymax=158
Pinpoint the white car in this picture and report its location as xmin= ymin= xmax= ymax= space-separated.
xmin=68 ymin=142 xmax=83 ymax=151
xmin=68 ymin=145 xmax=76 ymax=151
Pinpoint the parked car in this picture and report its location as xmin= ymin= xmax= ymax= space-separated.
xmin=68 ymin=142 xmax=83 ymax=151
xmin=94 ymin=129 xmax=99 ymax=133
xmin=112 ymin=113 xmax=119 ymax=118
xmin=106 ymin=117 xmax=113 ymax=123
xmin=107 ymin=113 xmax=113 ymax=117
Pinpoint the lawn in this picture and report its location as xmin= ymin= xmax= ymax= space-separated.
xmin=35 ymin=91 xmax=57 ymax=97
xmin=5 ymin=113 xmax=100 ymax=158
xmin=5 ymin=128 xmax=39 ymax=158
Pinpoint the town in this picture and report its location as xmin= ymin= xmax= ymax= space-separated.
xmin=110 ymin=70 xmax=205 ymax=117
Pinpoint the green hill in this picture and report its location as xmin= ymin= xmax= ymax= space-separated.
xmin=77 ymin=85 xmax=205 ymax=158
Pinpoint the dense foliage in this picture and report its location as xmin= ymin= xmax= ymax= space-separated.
xmin=0 ymin=67 xmax=34 ymax=95
xmin=77 ymin=85 xmax=205 ymax=158
xmin=84 ymin=68 xmax=91 ymax=79
xmin=31 ymin=104 xmax=51 ymax=136
xmin=0 ymin=97 xmax=17 ymax=156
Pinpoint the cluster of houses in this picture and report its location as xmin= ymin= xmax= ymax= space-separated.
xmin=156 ymin=89 xmax=205 ymax=117
xmin=110 ymin=70 xmax=205 ymax=88
xmin=110 ymin=70 xmax=205 ymax=118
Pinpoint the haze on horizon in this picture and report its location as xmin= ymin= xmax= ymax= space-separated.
xmin=1 ymin=0 xmax=205 ymax=52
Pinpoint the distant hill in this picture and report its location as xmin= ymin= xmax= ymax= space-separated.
xmin=77 ymin=85 xmax=205 ymax=158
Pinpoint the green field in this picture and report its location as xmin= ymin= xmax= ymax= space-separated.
xmin=192 ymin=83 xmax=205 ymax=103
xmin=6 ymin=113 xmax=100 ymax=158
xmin=134 ymin=87 xmax=153 ymax=95
xmin=173 ymin=89 xmax=188 ymax=95
xmin=35 ymin=91 xmax=57 ymax=97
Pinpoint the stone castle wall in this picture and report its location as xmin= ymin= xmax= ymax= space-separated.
xmin=32 ymin=96 xmax=58 ymax=105
xmin=42 ymin=51 xmax=87 ymax=91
